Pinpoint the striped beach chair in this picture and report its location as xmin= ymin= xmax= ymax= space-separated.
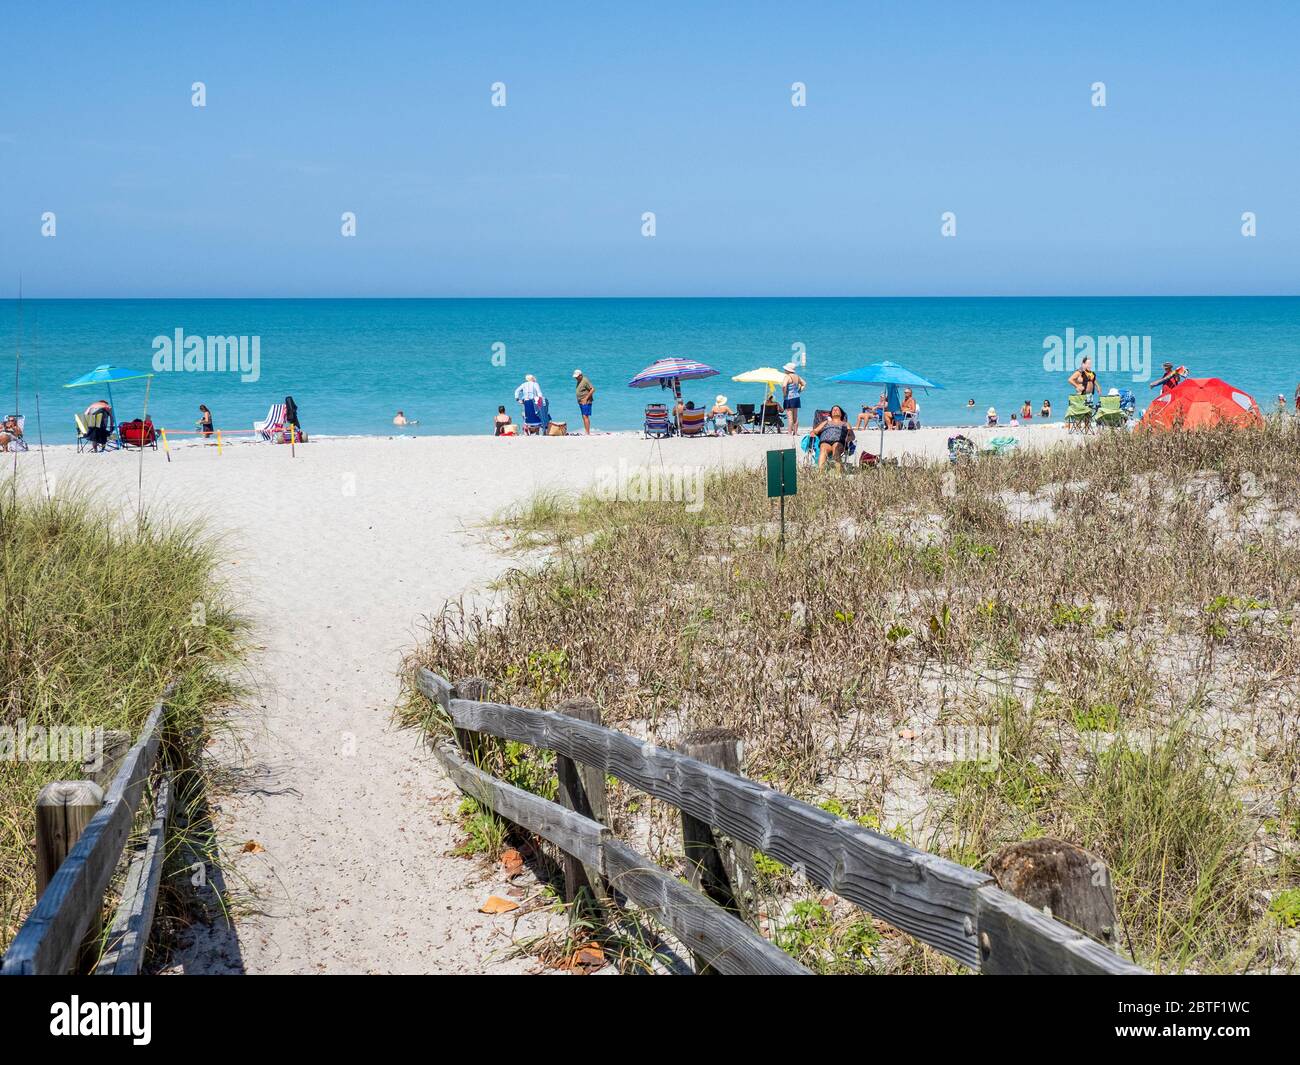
xmin=255 ymin=403 xmax=286 ymax=441
xmin=679 ymin=408 xmax=707 ymax=437
xmin=643 ymin=403 xmax=672 ymax=439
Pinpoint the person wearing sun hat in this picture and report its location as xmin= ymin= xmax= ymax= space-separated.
xmin=572 ymin=369 xmax=595 ymax=434
xmin=709 ymin=393 xmax=735 ymax=435
xmin=781 ymin=361 xmax=807 ymax=436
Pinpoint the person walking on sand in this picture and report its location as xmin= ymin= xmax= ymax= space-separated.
xmin=197 ymin=403 xmax=214 ymax=440
xmin=514 ymin=374 xmax=544 ymax=427
xmin=781 ymin=362 xmax=806 ymax=436
xmin=572 ymin=369 xmax=595 ymax=434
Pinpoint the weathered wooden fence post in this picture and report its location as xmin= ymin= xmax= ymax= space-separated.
xmin=677 ymin=727 xmax=756 ymax=973
xmin=987 ymin=837 xmax=1119 ymax=949
xmin=554 ymin=697 xmax=609 ymax=920
xmin=451 ymin=676 xmax=490 ymax=765
xmin=35 ymin=780 xmax=105 ymax=972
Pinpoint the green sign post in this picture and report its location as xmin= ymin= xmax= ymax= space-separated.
xmin=766 ymin=448 xmax=798 ymax=546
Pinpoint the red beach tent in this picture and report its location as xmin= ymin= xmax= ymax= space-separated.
xmin=1138 ymin=377 xmax=1264 ymax=431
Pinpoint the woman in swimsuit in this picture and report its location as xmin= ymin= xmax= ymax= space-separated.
xmin=811 ymin=405 xmax=854 ymax=470
xmin=781 ymin=363 xmax=806 ymax=436
xmin=1068 ymin=356 xmax=1098 ymax=399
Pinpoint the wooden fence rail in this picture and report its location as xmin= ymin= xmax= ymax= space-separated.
xmin=416 ymin=668 xmax=1146 ymax=976
xmin=2 ymin=685 xmax=178 ymax=976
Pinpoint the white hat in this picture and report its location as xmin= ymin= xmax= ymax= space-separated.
xmin=987 ymin=407 xmax=997 ymax=416
xmin=573 ymin=369 xmax=583 ymax=378
xmin=1107 ymin=387 xmax=1120 ymax=396
xmin=525 ymin=374 xmax=536 ymax=382
xmin=716 ymin=394 xmax=727 ymax=405
xmin=783 ymin=362 xmax=797 ymax=372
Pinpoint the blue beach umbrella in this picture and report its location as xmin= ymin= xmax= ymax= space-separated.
xmin=825 ymin=360 xmax=944 ymax=455
xmin=64 ymin=364 xmax=154 ymax=408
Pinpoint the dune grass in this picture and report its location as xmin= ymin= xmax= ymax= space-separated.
xmin=404 ymin=422 xmax=1300 ymax=974
xmin=0 ymin=486 xmax=243 ymax=958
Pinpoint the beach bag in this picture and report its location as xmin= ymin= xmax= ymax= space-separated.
xmin=546 ymin=421 xmax=567 ymax=436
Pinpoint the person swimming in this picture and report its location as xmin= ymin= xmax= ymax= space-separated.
xmin=393 ymin=410 xmax=420 ymax=426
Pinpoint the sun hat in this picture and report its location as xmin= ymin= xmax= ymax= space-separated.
xmin=783 ymin=362 xmax=797 ymax=372
xmin=716 ymin=394 xmax=727 ymax=405
xmin=525 ymin=374 xmax=536 ymax=382
xmin=987 ymin=407 xmax=997 ymax=416
xmin=1107 ymin=387 xmax=1120 ymax=396
xmin=573 ymin=369 xmax=583 ymax=378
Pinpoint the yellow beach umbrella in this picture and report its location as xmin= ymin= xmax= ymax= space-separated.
xmin=731 ymin=367 xmax=786 ymax=428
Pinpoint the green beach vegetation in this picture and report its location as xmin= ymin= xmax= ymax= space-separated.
xmin=0 ymin=485 xmax=242 ymax=961
xmin=403 ymin=422 xmax=1300 ymax=974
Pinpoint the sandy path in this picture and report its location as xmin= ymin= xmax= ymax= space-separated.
xmin=33 ymin=424 xmax=1071 ymax=974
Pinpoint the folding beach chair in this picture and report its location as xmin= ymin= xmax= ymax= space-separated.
xmin=756 ymin=404 xmax=785 ymax=433
xmin=75 ymin=413 xmax=91 ymax=453
xmin=255 ymin=403 xmax=287 ymax=441
xmin=1096 ymin=394 xmax=1126 ymax=429
xmin=1 ymin=415 xmax=28 ymax=452
xmin=643 ymin=403 xmax=672 ymax=439
xmin=1064 ymin=394 xmax=1094 ymax=433
xmin=735 ymin=403 xmax=758 ymax=431
xmin=679 ymin=408 xmax=707 ymax=437
xmin=117 ymin=418 xmax=158 ymax=450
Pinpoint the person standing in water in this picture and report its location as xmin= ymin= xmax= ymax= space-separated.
xmin=572 ymin=369 xmax=595 ymax=434
xmin=781 ymin=362 xmax=806 ymax=436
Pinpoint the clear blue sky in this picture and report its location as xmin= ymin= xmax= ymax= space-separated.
xmin=2 ymin=1 xmax=1296 ymax=297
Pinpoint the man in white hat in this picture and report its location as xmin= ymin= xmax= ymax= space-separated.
xmin=573 ymin=369 xmax=595 ymax=434
xmin=781 ymin=362 xmax=807 ymax=436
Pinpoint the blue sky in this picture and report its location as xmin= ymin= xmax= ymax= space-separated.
xmin=1 ymin=1 xmax=1296 ymax=297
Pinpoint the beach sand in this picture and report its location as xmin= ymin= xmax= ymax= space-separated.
xmin=29 ymin=422 xmax=1074 ymax=973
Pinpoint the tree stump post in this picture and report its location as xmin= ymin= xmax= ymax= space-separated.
xmin=987 ymin=837 xmax=1119 ymax=947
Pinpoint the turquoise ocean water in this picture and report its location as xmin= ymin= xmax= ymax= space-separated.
xmin=2 ymin=298 xmax=1297 ymax=443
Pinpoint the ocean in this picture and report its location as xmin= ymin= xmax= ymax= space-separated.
xmin=3 ymin=297 xmax=1297 ymax=443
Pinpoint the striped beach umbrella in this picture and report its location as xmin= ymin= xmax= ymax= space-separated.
xmin=628 ymin=357 xmax=719 ymax=392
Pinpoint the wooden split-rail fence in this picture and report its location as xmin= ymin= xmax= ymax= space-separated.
xmin=417 ymin=668 xmax=1147 ymax=975
xmin=2 ymin=685 xmax=184 ymax=976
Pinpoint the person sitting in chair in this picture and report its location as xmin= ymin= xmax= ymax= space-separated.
xmin=811 ymin=405 xmax=855 ymax=470
xmin=84 ymin=400 xmax=114 ymax=452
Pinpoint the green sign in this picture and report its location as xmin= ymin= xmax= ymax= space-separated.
xmin=766 ymin=448 xmax=798 ymax=498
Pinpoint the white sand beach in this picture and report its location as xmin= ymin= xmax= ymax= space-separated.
xmin=27 ymin=423 xmax=1074 ymax=973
